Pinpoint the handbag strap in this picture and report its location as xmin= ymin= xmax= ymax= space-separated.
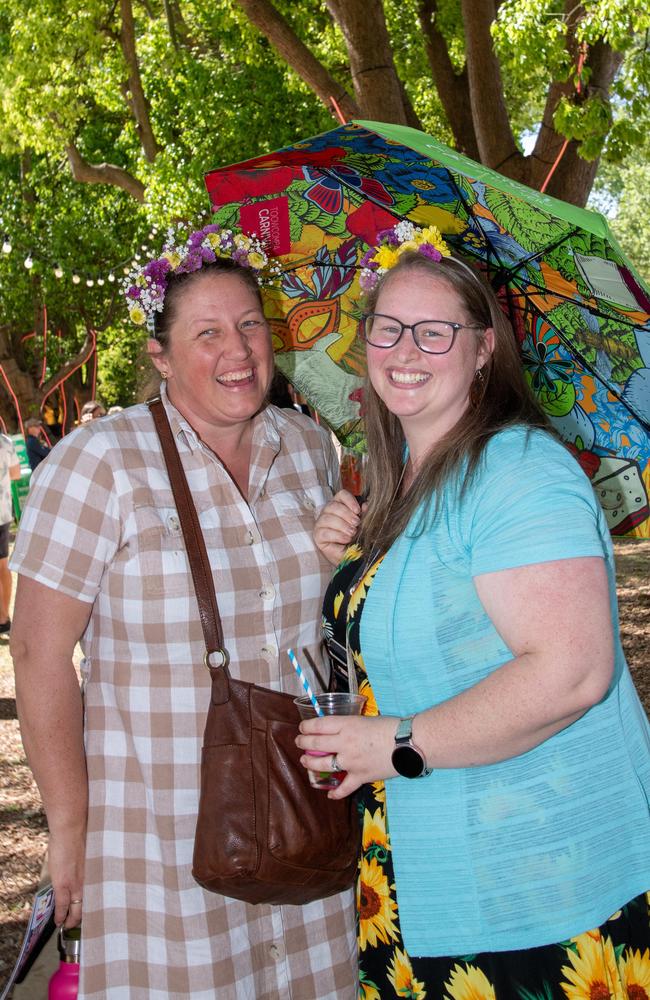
xmin=147 ymin=395 xmax=230 ymax=670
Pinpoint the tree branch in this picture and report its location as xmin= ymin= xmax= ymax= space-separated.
xmin=461 ymin=0 xmax=525 ymax=178
xmin=233 ymin=0 xmax=360 ymax=121
xmin=65 ymin=144 xmax=146 ymax=201
xmin=119 ymin=0 xmax=160 ymax=162
xmin=325 ymin=0 xmax=414 ymax=125
xmin=418 ymin=0 xmax=479 ymax=158
xmin=39 ymin=327 xmax=96 ymax=400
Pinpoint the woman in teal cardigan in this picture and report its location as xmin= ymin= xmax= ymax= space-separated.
xmin=298 ymin=226 xmax=650 ymax=1000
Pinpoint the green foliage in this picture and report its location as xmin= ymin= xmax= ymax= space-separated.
xmin=0 ymin=0 xmax=648 ymax=420
xmin=595 ymin=153 xmax=650 ymax=284
xmin=493 ymin=0 xmax=650 ymax=162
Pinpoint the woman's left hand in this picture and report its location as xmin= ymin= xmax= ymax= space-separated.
xmin=296 ymin=715 xmax=398 ymax=798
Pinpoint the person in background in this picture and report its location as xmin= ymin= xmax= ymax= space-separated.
xmin=24 ymin=417 xmax=51 ymax=471
xmin=79 ymin=400 xmax=106 ymax=423
xmin=0 ymin=433 xmax=20 ymax=634
xmin=302 ymin=223 xmax=650 ymax=999
xmin=11 ymin=223 xmax=356 ymax=999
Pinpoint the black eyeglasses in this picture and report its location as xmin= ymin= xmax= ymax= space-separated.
xmin=361 ymin=313 xmax=484 ymax=355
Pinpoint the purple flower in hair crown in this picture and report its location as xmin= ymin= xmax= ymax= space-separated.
xmin=359 ymin=221 xmax=451 ymax=292
xmin=123 ymin=222 xmax=281 ymax=329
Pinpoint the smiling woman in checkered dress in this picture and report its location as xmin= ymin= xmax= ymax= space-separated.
xmin=10 ymin=241 xmax=357 ymax=999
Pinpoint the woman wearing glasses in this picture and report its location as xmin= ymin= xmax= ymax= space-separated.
xmin=300 ymin=227 xmax=650 ymax=999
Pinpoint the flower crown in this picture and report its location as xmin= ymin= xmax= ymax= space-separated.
xmin=123 ymin=223 xmax=280 ymax=329
xmin=359 ymin=221 xmax=451 ymax=292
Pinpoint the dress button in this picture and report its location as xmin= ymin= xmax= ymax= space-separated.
xmin=261 ymin=644 xmax=277 ymax=659
xmin=245 ymin=529 xmax=255 ymax=545
xmin=167 ymin=514 xmax=180 ymax=533
xmin=259 ymin=585 xmax=275 ymax=601
xmin=302 ymin=493 xmax=315 ymax=509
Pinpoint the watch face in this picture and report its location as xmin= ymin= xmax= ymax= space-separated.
xmin=392 ymin=744 xmax=426 ymax=779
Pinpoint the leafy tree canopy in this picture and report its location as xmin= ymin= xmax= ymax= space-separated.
xmin=0 ymin=0 xmax=647 ymax=426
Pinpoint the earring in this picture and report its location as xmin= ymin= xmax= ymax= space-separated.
xmin=470 ymin=367 xmax=486 ymax=408
xmin=160 ymin=371 xmax=168 ymax=380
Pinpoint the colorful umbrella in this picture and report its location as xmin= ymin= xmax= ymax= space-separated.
xmin=204 ymin=121 xmax=650 ymax=538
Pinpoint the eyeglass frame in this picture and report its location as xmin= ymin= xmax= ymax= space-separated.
xmin=360 ymin=313 xmax=485 ymax=355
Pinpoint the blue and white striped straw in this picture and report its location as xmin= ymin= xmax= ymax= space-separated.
xmin=287 ymin=648 xmax=324 ymax=716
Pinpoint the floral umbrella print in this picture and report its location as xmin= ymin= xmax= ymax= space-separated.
xmin=205 ymin=120 xmax=650 ymax=536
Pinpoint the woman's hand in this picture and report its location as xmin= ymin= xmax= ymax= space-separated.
xmin=314 ymin=490 xmax=362 ymax=566
xmin=48 ymin=824 xmax=86 ymax=928
xmin=296 ymin=715 xmax=398 ymax=798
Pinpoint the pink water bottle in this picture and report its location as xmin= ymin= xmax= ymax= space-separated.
xmin=48 ymin=926 xmax=80 ymax=999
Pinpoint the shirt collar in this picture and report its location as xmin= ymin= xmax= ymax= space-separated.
xmin=157 ymin=381 xmax=281 ymax=461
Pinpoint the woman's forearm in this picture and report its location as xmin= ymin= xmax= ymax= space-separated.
xmin=413 ymin=648 xmax=604 ymax=769
xmin=14 ymin=652 xmax=88 ymax=833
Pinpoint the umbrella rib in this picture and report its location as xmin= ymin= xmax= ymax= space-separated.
xmin=514 ymin=284 xmax=650 ymax=431
xmin=509 ymin=272 xmax=644 ymax=333
xmin=490 ymin=227 xmax=582 ymax=289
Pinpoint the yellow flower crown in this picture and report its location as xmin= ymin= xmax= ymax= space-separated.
xmin=359 ymin=221 xmax=450 ymax=291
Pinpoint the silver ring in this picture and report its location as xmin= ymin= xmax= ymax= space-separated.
xmin=69 ymin=899 xmax=83 ymax=905
xmin=330 ymin=754 xmax=343 ymax=773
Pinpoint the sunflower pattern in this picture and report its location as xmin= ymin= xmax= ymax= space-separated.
xmin=322 ymin=550 xmax=650 ymax=999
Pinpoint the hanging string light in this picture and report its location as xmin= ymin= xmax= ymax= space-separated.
xmin=0 ymin=209 xmax=209 ymax=288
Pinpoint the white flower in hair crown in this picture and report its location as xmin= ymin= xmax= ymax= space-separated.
xmin=359 ymin=221 xmax=451 ymax=292
xmin=123 ymin=223 xmax=280 ymax=329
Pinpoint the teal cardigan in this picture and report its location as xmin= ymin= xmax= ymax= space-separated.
xmin=360 ymin=427 xmax=650 ymax=956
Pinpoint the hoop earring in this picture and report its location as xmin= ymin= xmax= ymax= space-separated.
xmin=470 ymin=367 xmax=486 ymax=408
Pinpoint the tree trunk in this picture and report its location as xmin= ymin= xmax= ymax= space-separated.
xmin=461 ymin=0 xmax=526 ymax=180
xmin=418 ymin=0 xmax=479 ymax=159
xmin=325 ymin=0 xmax=416 ymax=125
xmin=233 ymin=0 xmax=360 ymax=121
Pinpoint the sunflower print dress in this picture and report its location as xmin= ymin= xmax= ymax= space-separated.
xmin=322 ymin=545 xmax=650 ymax=1000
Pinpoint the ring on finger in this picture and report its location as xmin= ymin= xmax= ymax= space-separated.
xmin=69 ymin=899 xmax=83 ymax=905
xmin=330 ymin=753 xmax=344 ymax=773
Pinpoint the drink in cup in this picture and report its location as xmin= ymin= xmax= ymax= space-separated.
xmin=294 ymin=692 xmax=367 ymax=789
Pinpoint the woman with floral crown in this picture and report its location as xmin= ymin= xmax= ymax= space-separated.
xmin=299 ymin=223 xmax=650 ymax=999
xmin=10 ymin=223 xmax=357 ymax=998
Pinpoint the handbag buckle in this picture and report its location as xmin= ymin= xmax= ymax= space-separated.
xmin=204 ymin=647 xmax=230 ymax=670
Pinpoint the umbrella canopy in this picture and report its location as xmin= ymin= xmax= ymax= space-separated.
xmin=205 ymin=121 xmax=650 ymax=538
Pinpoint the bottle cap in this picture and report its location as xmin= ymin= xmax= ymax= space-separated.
xmin=58 ymin=925 xmax=81 ymax=963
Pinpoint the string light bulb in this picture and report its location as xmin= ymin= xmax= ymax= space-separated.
xmin=2 ymin=236 xmax=11 ymax=254
xmin=54 ymin=264 xmax=64 ymax=279
xmin=108 ymin=272 xmax=115 ymax=283
xmin=72 ymin=272 xmax=81 ymax=285
xmin=97 ymin=277 xmax=105 ymax=286
xmin=86 ymin=276 xmax=94 ymax=287
xmin=24 ymin=253 xmax=34 ymax=270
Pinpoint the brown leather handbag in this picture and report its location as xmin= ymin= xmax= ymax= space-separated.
xmin=149 ymin=397 xmax=360 ymax=905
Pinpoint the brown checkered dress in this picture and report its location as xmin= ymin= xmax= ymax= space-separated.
xmin=11 ymin=388 xmax=357 ymax=999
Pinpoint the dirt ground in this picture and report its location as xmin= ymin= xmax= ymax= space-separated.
xmin=0 ymin=540 xmax=648 ymax=986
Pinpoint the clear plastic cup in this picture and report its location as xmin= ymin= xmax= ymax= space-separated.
xmin=294 ymin=692 xmax=367 ymax=789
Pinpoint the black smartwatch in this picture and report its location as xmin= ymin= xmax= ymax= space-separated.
xmin=391 ymin=716 xmax=432 ymax=778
